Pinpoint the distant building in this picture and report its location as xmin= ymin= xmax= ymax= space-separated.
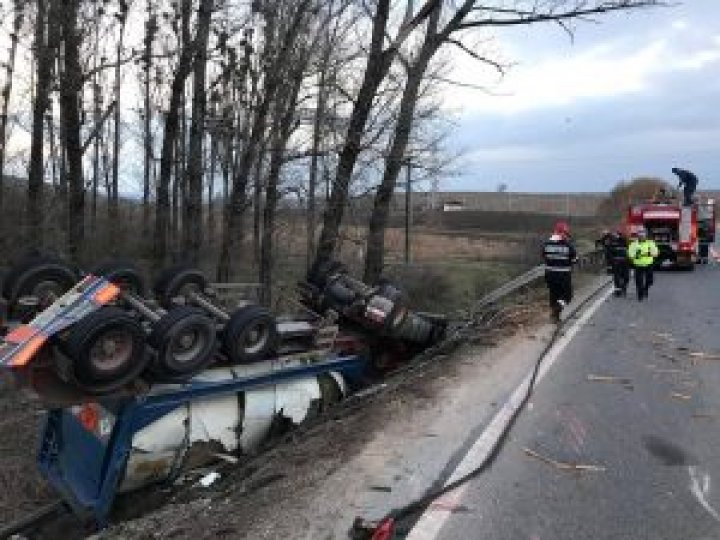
xmin=442 ymin=200 xmax=464 ymax=212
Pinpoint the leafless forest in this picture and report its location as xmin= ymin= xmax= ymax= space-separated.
xmin=0 ymin=0 xmax=657 ymax=304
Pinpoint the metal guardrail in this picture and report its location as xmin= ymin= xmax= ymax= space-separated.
xmin=473 ymin=249 xmax=605 ymax=311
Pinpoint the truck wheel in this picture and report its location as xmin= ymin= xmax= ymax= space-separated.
xmin=58 ymin=306 xmax=147 ymax=393
xmin=90 ymin=260 xmax=146 ymax=296
xmin=222 ymin=305 xmax=278 ymax=364
xmin=3 ymin=255 xmax=78 ymax=316
xmin=148 ymin=306 xmax=217 ymax=378
xmin=153 ymin=264 xmax=208 ymax=308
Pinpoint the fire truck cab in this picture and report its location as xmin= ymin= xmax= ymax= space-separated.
xmin=626 ymin=201 xmax=698 ymax=268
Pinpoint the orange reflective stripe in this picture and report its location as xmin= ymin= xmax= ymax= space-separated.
xmin=4 ymin=325 xmax=37 ymax=344
xmin=8 ymin=335 xmax=46 ymax=367
xmin=93 ymin=283 xmax=121 ymax=305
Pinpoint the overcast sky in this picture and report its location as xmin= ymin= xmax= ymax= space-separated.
xmin=442 ymin=1 xmax=720 ymax=193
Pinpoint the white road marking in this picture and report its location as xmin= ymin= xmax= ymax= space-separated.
xmin=406 ymin=286 xmax=613 ymax=540
xmin=689 ymin=466 xmax=720 ymax=523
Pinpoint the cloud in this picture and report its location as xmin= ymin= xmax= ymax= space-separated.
xmin=445 ymin=29 xmax=720 ymax=115
xmin=439 ymin=1 xmax=720 ymax=192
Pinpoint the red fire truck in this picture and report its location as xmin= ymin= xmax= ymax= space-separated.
xmin=626 ymin=200 xmax=698 ymax=268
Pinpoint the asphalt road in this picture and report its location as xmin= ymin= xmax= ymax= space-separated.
xmin=429 ymin=265 xmax=720 ymax=540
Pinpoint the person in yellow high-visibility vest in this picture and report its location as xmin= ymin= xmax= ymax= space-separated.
xmin=627 ymin=228 xmax=659 ymax=301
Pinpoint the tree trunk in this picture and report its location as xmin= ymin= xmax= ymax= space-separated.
xmin=364 ymin=24 xmax=440 ymax=283
xmin=110 ymin=15 xmax=127 ymax=232
xmin=252 ymin=137 xmax=267 ymax=265
xmin=154 ymin=0 xmax=210 ymax=269
xmin=182 ymin=0 xmax=212 ymax=264
xmin=259 ymin=73 xmax=304 ymax=307
xmin=218 ymin=0 xmax=315 ymax=280
xmin=142 ymin=13 xmax=154 ymax=244
xmin=91 ymin=3 xmax=101 ymax=231
xmin=313 ymin=0 xmax=439 ymax=269
xmin=312 ymin=0 xmax=394 ymax=267
xmin=59 ymin=0 xmax=85 ymax=264
xmin=306 ymin=39 xmax=330 ymax=269
xmin=207 ymin=124 xmax=218 ymax=240
xmin=0 ymin=0 xmax=25 ymax=212
xmin=27 ymin=0 xmax=56 ymax=248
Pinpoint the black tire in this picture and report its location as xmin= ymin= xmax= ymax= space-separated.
xmin=3 ymin=255 xmax=78 ymax=313
xmin=153 ymin=264 xmax=208 ymax=308
xmin=90 ymin=260 xmax=147 ymax=296
xmin=222 ymin=304 xmax=278 ymax=364
xmin=58 ymin=306 xmax=147 ymax=393
xmin=147 ymin=306 xmax=217 ymax=378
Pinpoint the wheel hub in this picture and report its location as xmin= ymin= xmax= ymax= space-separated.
xmin=89 ymin=330 xmax=133 ymax=372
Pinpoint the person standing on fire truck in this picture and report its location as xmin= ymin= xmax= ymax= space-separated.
xmin=628 ymin=227 xmax=658 ymax=301
xmin=672 ymin=167 xmax=698 ymax=206
xmin=543 ymin=221 xmax=577 ymax=322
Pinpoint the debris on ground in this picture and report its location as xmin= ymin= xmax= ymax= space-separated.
xmin=586 ymin=374 xmax=634 ymax=389
xmin=688 ymin=351 xmax=720 ymax=361
xmin=522 ymin=447 xmax=606 ymax=472
xmin=587 ymin=374 xmax=632 ymax=384
xmin=670 ymin=392 xmax=692 ymax=401
xmin=198 ymin=472 xmax=221 ymax=488
xmin=649 ymin=368 xmax=688 ymax=374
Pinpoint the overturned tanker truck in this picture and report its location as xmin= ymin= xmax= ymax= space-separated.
xmin=0 ymin=254 xmax=446 ymax=529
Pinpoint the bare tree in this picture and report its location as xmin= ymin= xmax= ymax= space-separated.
xmin=217 ymin=0 xmax=314 ymax=281
xmin=182 ymin=0 xmax=213 ymax=264
xmin=154 ymin=0 xmax=213 ymax=268
xmin=142 ymin=4 xmax=158 ymax=241
xmin=362 ymin=0 xmax=661 ymax=282
xmin=312 ymin=0 xmax=441 ymax=268
xmin=58 ymin=0 xmax=85 ymax=263
xmin=27 ymin=0 xmax=61 ymax=248
xmin=0 ymin=0 xmax=26 ymax=211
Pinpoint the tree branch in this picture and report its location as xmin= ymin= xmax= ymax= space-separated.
xmin=444 ymin=38 xmax=509 ymax=74
xmin=457 ymin=2 xmax=662 ymax=30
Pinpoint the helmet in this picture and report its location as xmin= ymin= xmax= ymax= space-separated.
xmin=554 ymin=221 xmax=570 ymax=237
xmin=637 ymin=227 xmax=648 ymax=239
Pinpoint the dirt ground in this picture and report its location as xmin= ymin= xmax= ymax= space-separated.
xmin=0 ymin=373 xmax=55 ymax=524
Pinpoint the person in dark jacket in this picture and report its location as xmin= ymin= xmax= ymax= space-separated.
xmin=609 ymin=230 xmax=630 ymax=296
xmin=672 ymin=167 xmax=698 ymax=206
xmin=595 ymin=229 xmax=614 ymax=274
xmin=543 ymin=221 xmax=578 ymax=323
